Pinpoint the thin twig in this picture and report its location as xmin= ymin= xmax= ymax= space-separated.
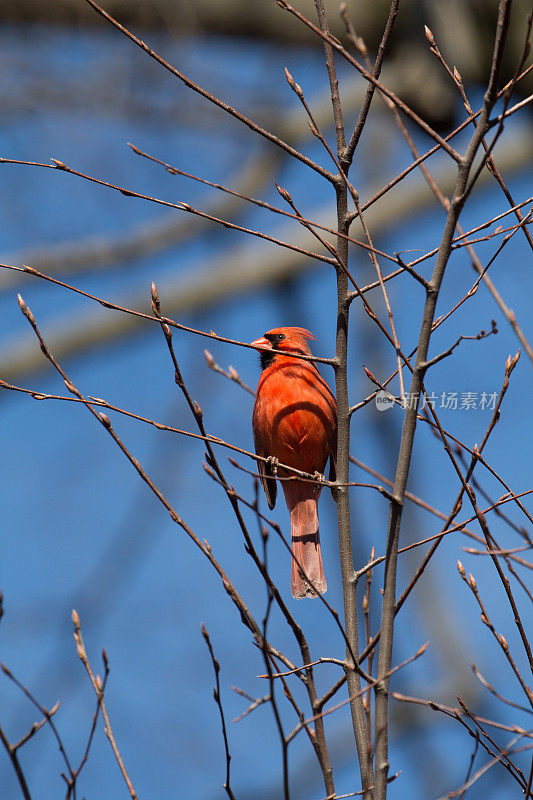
xmin=72 ymin=611 xmax=139 ymax=800
xmin=201 ymin=625 xmax=236 ymax=800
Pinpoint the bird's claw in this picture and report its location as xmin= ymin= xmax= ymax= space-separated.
xmin=313 ymin=471 xmax=326 ymax=484
xmin=266 ymin=456 xmax=280 ymax=476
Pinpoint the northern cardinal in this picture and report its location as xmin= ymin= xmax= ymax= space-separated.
xmin=251 ymin=327 xmax=337 ymax=598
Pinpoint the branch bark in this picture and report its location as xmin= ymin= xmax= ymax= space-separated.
xmin=314 ymin=1 xmax=374 ymax=796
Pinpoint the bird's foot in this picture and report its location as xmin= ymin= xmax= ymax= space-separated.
xmin=266 ymin=456 xmax=280 ymax=476
xmin=313 ymin=470 xmax=326 ymax=484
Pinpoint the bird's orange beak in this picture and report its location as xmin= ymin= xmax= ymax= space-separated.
xmin=250 ymin=336 xmax=271 ymax=350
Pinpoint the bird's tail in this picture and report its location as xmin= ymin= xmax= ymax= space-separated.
xmin=289 ymin=497 xmax=327 ymax=599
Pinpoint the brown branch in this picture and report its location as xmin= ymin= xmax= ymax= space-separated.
xmin=372 ymin=4 xmax=514 ymax=794
xmin=129 ymin=141 xmax=400 ymax=267
xmin=471 ymin=664 xmax=533 ymax=715
xmin=72 ymin=611 xmax=138 ymax=799
xmin=0 ymin=264 xmax=334 ymax=367
xmin=341 ymin=0 xmax=399 ymax=162
xmin=0 ymin=157 xmax=337 ymax=268
xmin=204 ymin=349 xmax=255 ymax=396
xmin=314 ymin=1 xmax=373 ymax=795
xmin=1 ymin=664 xmax=72 ymax=789
xmin=152 ymin=284 xmax=339 ymax=791
xmin=457 ymin=564 xmax=532 ymax=705
xmin=354 ymin=62 xmax=533 ymax=222
xmin=201 ymin=625 xmax=236 ymax=800
xmin=276 ymin=0 xmax=462 ymax=162
xmin=15 ymin=294 xmax=300 ymax=685
xmin=81 ymin=0 xmax=336 ymax=183
xmin=0 ymin=723 xmax=33 ymax=800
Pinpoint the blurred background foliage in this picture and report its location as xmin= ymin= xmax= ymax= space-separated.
xmin=0 ymin=1 xmax=531 ymax=798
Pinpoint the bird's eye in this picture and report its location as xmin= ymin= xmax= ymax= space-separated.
xmin=265 ymin=332 xmax=285 ymax=347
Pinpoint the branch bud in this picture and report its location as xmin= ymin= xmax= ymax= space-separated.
xmin=363 ymin=366 xmax=378 ymax=384
xmin=203 ymin=462 xmax=216 ymax=480
xmin=50 ymin=158 xmax=67 ymax=170
xmin=354 ymin=34 xmax=368 ymax=56
xmin=424 ymin=25 xmax=436 ymax=47
xmin=228 ymin=366 xmax=239 ymax=380
xmin=456 ymin=695 xmax=467 ymax=711
xmin=275 ymin=182 xmax=293 ymax=204
xmin=284 ymin=67 xmax=304 ymax=98
xmin=468 ymin=573 xmax=477 ymax=591
xmin=457 ymin=560 xmax=466 ymax=578
xmin=416 ymin=641 xmax=429 ymax=658
xmin=509 ymin=348 xmax=521 ymax=374
xmin=17 ymin=294 xmax=35 ymax=324
xmin=499 ymin=634 xmax=509 ymax=651
xmin=151 ymin=281 xmax=160 ymax=314
xmin=204 ymin=349 xmax=215 ymax=368
xmin=50 ymin=700 xmax=60 ymax=716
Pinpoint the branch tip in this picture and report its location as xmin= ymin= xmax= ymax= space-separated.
xmin=1 ymin=663 xmax=13 ymax=678
xmin=275 ymin=182 xmax=293 ymax=203
xmin=284 ymin=67 xmax=304 ymax=98
xmin=50 ymin=700 xmax=60 ymax=715
xmin=151 ymin=281 xmax=160 ymax=310
xmin=424 ymin=25 xmax=436 ymax=47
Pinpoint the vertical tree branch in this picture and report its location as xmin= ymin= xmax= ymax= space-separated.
xmin=314 ymin=1 xmax=374 ymax=796
xmin=372 ymin=3 xmax=513 ymax=797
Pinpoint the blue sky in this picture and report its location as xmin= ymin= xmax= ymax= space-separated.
xmin=1 ymin=20 xmax=532 ymax=800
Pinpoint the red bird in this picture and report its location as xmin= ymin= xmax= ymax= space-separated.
xmin=251 ymin=327 xmax=337 ymax=598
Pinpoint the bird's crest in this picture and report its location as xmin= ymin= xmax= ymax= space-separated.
xmin=268 ymin=327 xmax=316 ymax=342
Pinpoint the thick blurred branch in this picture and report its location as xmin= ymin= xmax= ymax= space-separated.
xmin=1 ymin=126 xmax=531 ymax=381
xmin=3 ymin=0 xmax=531 ymax=113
